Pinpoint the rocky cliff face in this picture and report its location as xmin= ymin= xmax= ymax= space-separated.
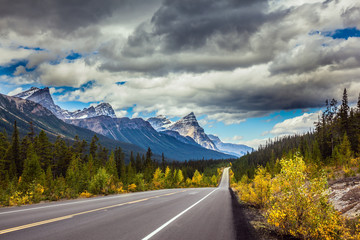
xmin=15 ymin=87 xmax=116 ymax=119
xmin=66 ymin=116 xmax=233 ymax=161
xmin=147 ymin=115 xmax=173 ymax=131
xmin=167 ymin=112 xmax=218 ymax=151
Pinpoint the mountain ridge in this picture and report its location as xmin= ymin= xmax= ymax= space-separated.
xmin=0 ymin=93 xmax=147 ymax=159
xmin=14 ymin=87 xmax=116 ymax=120
xmin=66 ymin=116 xmax=234 ymax=161
xmin=208 ymin=134 xmax=253 ymax=157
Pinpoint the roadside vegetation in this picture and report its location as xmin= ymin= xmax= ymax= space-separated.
xmin=0 ymin=122 xmax=225 ymax=207
xmin=231 ymin=89 xmax=360 ymax=239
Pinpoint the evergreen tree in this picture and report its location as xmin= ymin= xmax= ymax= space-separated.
xmin=10 ymin=121 xmax=20 ymax=179
xmin=106 ymin=151 xmax=118 ymax=180
xmin=0 ymin=130 xmax=9 ymax=160
xmin=135 ymin=153 xmax=142 ymax=173
xmin=339 ymin=88 xmax=349 ymax=134
xmin=126 ymin=162 xmax=135 ymax=185
xmin=66 ymin=155 xmax=81 ymax=194
xmin=20 ymin=143 xmax=44 ymax=191
xmin=89 ymin=135 xmax=99 ymax=159
xmin=54 ymin=136 xmax=71 ymax=177
xmin=339 ymin=133 xmax=352 ymax=165
xmin=161 ymin=153 xmax=166 ymax=173
xmin=36 ymin=130 xmax=53 ymax=170
xmin=115 ymin=147 xmax=126 ymax=181
xmin=144 ymin=148 xmax=153 ymax=182
xmin=130 ymin=151 xmax=135 ymax=172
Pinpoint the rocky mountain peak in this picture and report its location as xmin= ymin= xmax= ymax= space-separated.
xmin=15 ymin=87 xmax=117 ymax=120
xmin=168 ymin=112 xmax=217 ymax=151
xmin=147 ymin=115 xmax=173 ymax=131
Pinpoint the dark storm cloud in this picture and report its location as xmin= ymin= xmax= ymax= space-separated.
xmin=0 ymin=0 xmax=161 ymax=36
xmin=150 ymin=0 xmax=267 ymax=52
xmin=99 ymin=0 xmax=291 ymax=74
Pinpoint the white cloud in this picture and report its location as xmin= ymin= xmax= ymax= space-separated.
xmin=49 ymin=87 xmax=65 ymax=94
xmin=37 ymin=59 xmax=117 ymax=87
xmin=0 ymin=47 xmax=34 ymax=65
xmin=268 ymin=111 xmax=321 ymax=136
xmin=13 ymin=65 xmax=26 ymax=75
xmin=237 ymin=138 xmax=270 ymax=149
xmin=7 ymin=87 xmax=24 ymax=96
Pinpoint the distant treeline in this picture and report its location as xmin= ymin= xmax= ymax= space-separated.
xmin=0 ymin=122 xmax=228 ymax=206
xmin=233 ymin=88 xmax=360 ymax=180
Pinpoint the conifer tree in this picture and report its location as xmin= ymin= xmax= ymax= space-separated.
xmin=135 ymin=153 xmax=142 ymax=173
xmin=106 ymin=151 xmax=118 ymax=180
xmin=10 ymin=121 xmax=20 ymax=179
xmin=161 ymin=153 xmax=165 ymax=173
xmin=54 ymin=136 xmax=71 ymax=177
xmin=0 ymin=130 xmax=9 ymax=160
xmin=339 ymin=88 xmax=349 ymax=134
xmin=130 ymin=151 xmax=135 ymax=172
xmin=144 ymin=148 xmax=153 ymax=182
xmin=20 ymin=143 xmax=44 ymax=191
xmin=339 ymin=133 xmax=352 ymax=165
xmin=126 ymin=162 xmax=135 ymax=185
xmin=66 ymin=155 xmax=81 ymax=194
xmin=89 ymin=135 xmax=99 ymax=159
xmin=37 ymin=130 xmax=53 ymax=170
xmin=115 ymin=147 xmax=125 ymax=181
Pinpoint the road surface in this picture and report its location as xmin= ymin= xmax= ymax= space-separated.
xmin=0 ymin=168 xmax=255 ymax=240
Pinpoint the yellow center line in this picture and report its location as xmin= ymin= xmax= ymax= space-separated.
xmin=0 ymin=190 xmax=187 ymax=235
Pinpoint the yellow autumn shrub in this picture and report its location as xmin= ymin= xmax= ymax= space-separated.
xmin=128 ymin=183 xmax=137 ymax=192
xmin=79 ymin=191 xmax=92 ymax=198
xmin=266 ymin=155 xmax=351 ymax=239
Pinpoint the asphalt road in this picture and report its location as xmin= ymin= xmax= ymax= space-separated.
xmin=0 ymin=168 xmax=256 ymax=240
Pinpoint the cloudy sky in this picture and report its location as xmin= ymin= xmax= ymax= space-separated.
xmin=0 ymin=0 xmax=360 ymax=148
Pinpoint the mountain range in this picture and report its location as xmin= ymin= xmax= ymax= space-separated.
xmin=8 ymin=87 xmax=251 ymax=160
xmin=0 ymin=93 xmax=146 ymax=159
xmin=14 ymin=87 xmax=116 ymax=119
xmin=147 ymin=114 xmax=253 ymax=156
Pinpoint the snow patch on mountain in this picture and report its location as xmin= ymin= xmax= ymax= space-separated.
xmin=208 ymin=134 xmax=253 ymax=157
xmin=147 ymin=115 xmax=173 ymax=131
xmin=165 ymin=112 xmax=218 ymax=151
xmin=14 ymin=87 xmax=116 ymax=120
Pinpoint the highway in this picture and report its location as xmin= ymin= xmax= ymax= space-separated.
xmin=0 ymin=168 xmax=255 ymax=240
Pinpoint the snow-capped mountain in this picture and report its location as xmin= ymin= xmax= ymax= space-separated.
xmin=14 ymin=87 xmax=72 ymax=119
xmin=148 ymin=112 xmax=218 ymax=150
xmin=147 ymin=115 xmax=173 ymax=131
xmin=14 ymin=87 xmax=116 ymax=119
xmin=71 ymin=103 xmax=116 ymax=119
xmin=66 ymin=116 xmax=233 ymax=161
xmin=208 ymin=134 xmax=253 ymax=157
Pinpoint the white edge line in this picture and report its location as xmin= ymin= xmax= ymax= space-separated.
xmin=142 ymin=188 xmax=218 ymax=240
xmin=0 ymin=189 xmax=178 ymax=215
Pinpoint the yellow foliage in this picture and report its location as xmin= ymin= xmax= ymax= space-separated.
xmin=9 ymin=191 xmax=32 ymax=206
xmin=185 ymin=178 xmax=192 ymax=187
xmin=235 ymin=155 xmax=356 ymax=239
xmin=152 ymin=168 xmax=164 ymax=189
xmin=128 ymin=183 xmax=137 ymax=192
xmin=79 ymin=191 xmax=92 ymax=198
xmin=266 ymin=156 xmax=350 ymax=239
xmin=232 ymin=166 xmax=271 ymax=208
xmin=192 ymin=170 xmax=203 ymax=186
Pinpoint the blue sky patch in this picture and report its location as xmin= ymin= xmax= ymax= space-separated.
xmin=18 ymin=46 xmax=45 ymax=51
xmin=116 ymin=81 xmax=127 ymax=85
xmin=0 ymin=60 xmax=28 ymax=76
xmin=323 ymin=27 xmax=360 ymax=40
xmin=66 ymin=52 xmax=82 ymax=60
